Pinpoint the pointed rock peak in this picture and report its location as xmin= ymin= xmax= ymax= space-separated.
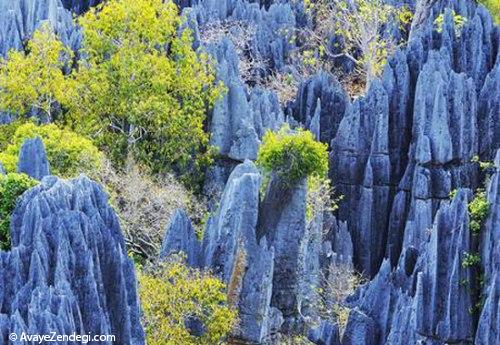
xmin=160 ymin=208 xmax=200 ymax=267
xmin=17 ymin=136 xmax=50 ymax=180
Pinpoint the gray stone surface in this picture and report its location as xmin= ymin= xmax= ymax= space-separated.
xmin=16 ymin=137 xmax=50 ymax=180
xmin=0 ymin=176 xmax=145 ymax=344
xmin=160 ymin=208 xmax=201 ymax=267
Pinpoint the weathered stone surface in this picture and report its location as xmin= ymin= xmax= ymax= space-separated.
xmin=16 ymin=137 xmax=50 ymax=180
xmin=257 ymin=176 xmax=309 ymax=330
xmin=342 ymin=309 xmax=379 ymax=345
xmin=206 ymin=39 xmax=284 ymax=162
xmin=292 ymin=72 xmax=350 ymax=145
xmin=0 ymin=176 xmax=145 ymax=344
xmin=307 ymin=320 xmax=341 ymax=345
xmin=160 ymin=208 xmax=201 ymax=267
xmin=201 ymin=160 xmax=282 ymax=343
xmin=0 ymin=0 xmax=81 ymax=56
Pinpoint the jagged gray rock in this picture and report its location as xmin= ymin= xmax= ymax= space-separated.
xmin=201 ymin=160 xmax=282 ymax=343
xmin=0 ymin=175 xmax=145 ymax=344
xmin=292 ymin=72 xmax=350 ymax=145
xmin=16 ymin=137 xmax=50 ymax=180
xmin=207 ymin=39 xmax=284 ymax=162
xmin=257 ymin=176 xmax=311 ymax=331
xmin=342 ymin=309 xmax=380 ymax=345
xmin=0 ymin=0 xmax=81 ymax=56
xmin=159 ymin=208 xmax=201 ymax=267
xmin=307 ymin=320 xmax=341 ymax=345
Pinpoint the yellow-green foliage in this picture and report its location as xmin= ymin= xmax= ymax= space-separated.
xmin=0 ymin=24 xmax=75 ymax=121
xmin=69 ymin=0 xmax=224 ymax=187
xmin=0 ymin=173 xmax=38 ymax=250
xmin=0 ymin=121 xmax=22 ymax=152
xmin=138 ymin=259 xmax=237 ymax=344
xmin=0 ymin=122 xmax=102 ymax=178
xmin=479 ymin=0 xmax=500 ymax=24
xmin=257 ymin=126 xmax=328 ymax=185
xmin=434 ymin=11 xmax=468 ymax=35
xmin=468 ymin=190 xmax=489 ymax=234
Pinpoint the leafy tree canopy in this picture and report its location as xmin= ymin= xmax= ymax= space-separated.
xmin=0 ymin=24 xmax=75 ymax=122
xmin=138 ymin=258 xmax=237 ymax=344
xmin=68 ymin=0 xmax=224 ymax=188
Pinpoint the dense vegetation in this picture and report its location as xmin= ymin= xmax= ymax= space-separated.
xmin=0 ymin=0 xmax=222 ymax=189
xmin=0 ymin=173 xmax=38 ymax=250
xmin=70 ymin=0 xmax=223 ymax=187
xmin=0 ymin=122 xmax=102 ymax=177
xmin=138 ymin=258 xmax=237 ymax=344
xmin=0 ymin=24 xmax=74 ymax=122
xmin=0 ymin=0 xmax=497 ymax=343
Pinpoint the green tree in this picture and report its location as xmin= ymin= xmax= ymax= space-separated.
xmin=0 ymin=24 xmax=74 ymax=122
xmin=0 ymin=173 xmax=38 ymax=250
xmin=138 ymin=258 xmax=237 ymax=344
xmin=257 ymin=126 xmax=329 ymax=185
xmin=69 ymin=0 xmax=224 ymax=187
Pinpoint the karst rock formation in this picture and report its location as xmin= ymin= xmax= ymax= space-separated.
xmin=0 ymin=0 xmax=498 ymax=344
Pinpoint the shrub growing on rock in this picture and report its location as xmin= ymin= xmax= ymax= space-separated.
xmin=138 ymin=257 xmax=237 ymax=344
xmin=468 ymin=190 xmax=489 ymax=234
xmin=0 ymin=122 xmax=102 ymax=177
xmin=0 ymin=173 xmax=38 ymax=250
xmin=301 ymin=0 xmax=405 ymax=86
xmin=257 ymin=126 xmax=328 ymax=185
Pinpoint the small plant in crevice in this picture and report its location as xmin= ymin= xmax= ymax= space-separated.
xmin=468 ymin=190 xmax=489 ymax=235
xmin=461 ymin=251 xmax=481 ymax=268
xmin=434 ymin=11 xmax=467 ymax=36
xmin=461 ymin=251 xmax=485 ymax=316
xmin=0 ymin=173 xmax=38 ymax=250
xmin=306 ymin=176 xmax=342 ymax=221
xmin=472 ymin=155 xmax=494 ymax=171
xmin=316 ymin=263 xmax=364 ymax=337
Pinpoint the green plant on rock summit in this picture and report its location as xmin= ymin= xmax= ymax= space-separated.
xmin=0 ymin=173 xmax=38 ymax=250
xmin=257 ymin=126 xmax=329 ymax=186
